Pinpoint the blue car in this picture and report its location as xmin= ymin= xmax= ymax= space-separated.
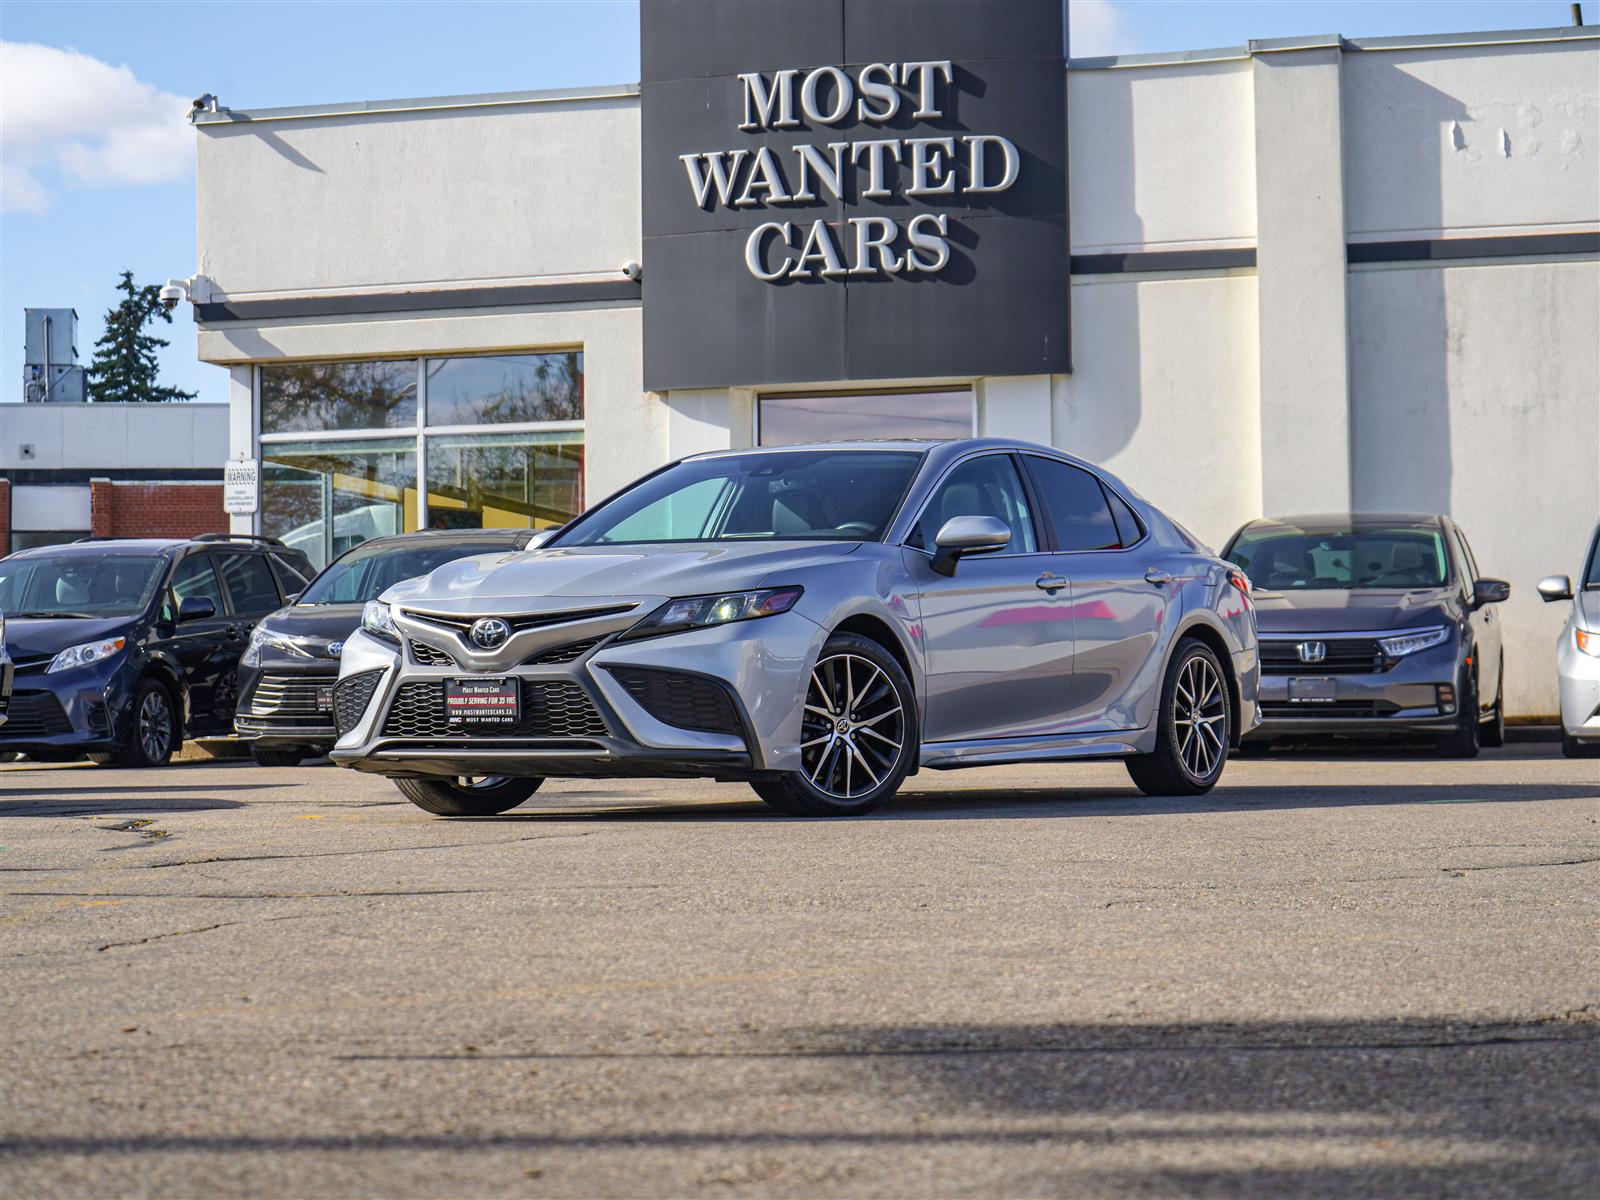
xmin=0 ymin=536 xmax=311 ymax=766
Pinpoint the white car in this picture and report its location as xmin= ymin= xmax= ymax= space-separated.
xmin=1538 ymin=522 xmax=1600 ymax=758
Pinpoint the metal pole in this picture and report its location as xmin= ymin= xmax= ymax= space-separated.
xmin=1575 ymin=4 xmax=1586 ymax=27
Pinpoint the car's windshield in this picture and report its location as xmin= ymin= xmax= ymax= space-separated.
xmin=298 ymin=540 xmax=517 ymax=604
xmin=1585 ymin=531 xmax=1600 ymax=590
xmin=556 ymin=450 xmax=923 ymax=546
xmin=0 ymin=554 xmax=165 ymax=618
xmin=1225 ymin=527 xmax=1449 ymax=590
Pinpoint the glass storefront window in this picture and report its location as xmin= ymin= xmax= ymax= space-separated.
xmin=260 ymin=438 xmax=418 ymax=570
xmin=260 ymin=360 xmax=418 ymax=434
xmin=425 ymin=353 xmax=583 ymax=426
xmin=757 ymin=389 xmax=972 ymax=446
xmin=425 ymin=429 xmax=583 ymax=531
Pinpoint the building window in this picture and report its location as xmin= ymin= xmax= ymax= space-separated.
xmin=256 ymin=352 xmax=584 ymax=570
xmin=757 ymin=388 xmax=973 ymax=446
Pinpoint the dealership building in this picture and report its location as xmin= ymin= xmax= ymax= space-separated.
xmin=187 ymin=2 xmax=1597 ymax=717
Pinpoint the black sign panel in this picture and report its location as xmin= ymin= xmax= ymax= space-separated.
xmin=641 ymin=0 xmax=1070 ymax=392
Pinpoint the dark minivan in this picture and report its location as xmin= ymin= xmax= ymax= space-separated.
xmin=235 ymin=529 xmax=538 ymax=766
xmin=1223 ymin=513 xmax=1509 ymax=756
xmin=0 ymin=535 xmax=313 ymax=765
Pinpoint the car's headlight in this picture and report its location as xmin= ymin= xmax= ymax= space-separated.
xmin=242 ymin=625 xmax=312 ymax=667
xmin=46 ymin=637 xmax=127 ymax=673
xmin=362 ymin=600 xmax=399 ymax=642
xmin=619 ymin=587 xmax=803 ymax=641
xmin=1576 ymin=628 xmax=1600 ymax=658
xmin=1378 ymin=626 xmax=1450 ymax=659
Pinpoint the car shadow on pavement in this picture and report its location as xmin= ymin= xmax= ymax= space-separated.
xmin=0 ymin=787 xmax=256 ymax=816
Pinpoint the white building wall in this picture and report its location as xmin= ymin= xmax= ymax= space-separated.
xmin=0 ymin=403 xmax=229 ymax=471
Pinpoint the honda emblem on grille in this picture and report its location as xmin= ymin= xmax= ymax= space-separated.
xmin=469 ymin=617 xmax=512 ymax=650
xmin=1297 ymin=640 xmax=1328 ymax=664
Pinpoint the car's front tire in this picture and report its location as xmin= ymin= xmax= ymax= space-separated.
xmin=1126 ymin=639 xmax=1231 ymax=796
xmin=394 ymin=775 xmax=544 ymax=816
xmin=751 ymin=633 xmax=916 ymax=817
xmin=96 ymin=680 xmax=178 ymax=768
xmin=1438 ymin=666 xmax=1481 ymax=758
xmin=251 ymin=747 xmax=305 ymax=768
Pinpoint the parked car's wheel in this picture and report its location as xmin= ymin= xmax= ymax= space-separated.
xmin=1480 ymin=661 xmax=1505 ymax=748
xmin=251 ymin=747 xmax=306 ymax=768
xmin=1438 ymin=667 xmax=1481 ymax=758
xmin=751 ymin=633 xmax=915 ymax=817
xmin=106 ymin=680 xmax=178 ymax=767
xmin=1126 ymin=639 xmax=1231 ymax=796
xmin=393 ymin=775 xmax=542 ymax=816
xmin=1562 ymin=731 xmax=1600 ymax=759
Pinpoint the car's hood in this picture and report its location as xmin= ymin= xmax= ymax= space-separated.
xmin=381 ymin=542 xmax=862 ymax=613
xmin=255 ymin=603 xmax=364 ymax=660
xmin=3 ymin=615 xmax=134 ymax=660
xmin=1250 ymin=587 xmax=1457 ymax=634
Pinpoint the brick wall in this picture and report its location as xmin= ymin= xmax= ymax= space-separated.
xmin=88 ymin=481 xmax=227 ymax=540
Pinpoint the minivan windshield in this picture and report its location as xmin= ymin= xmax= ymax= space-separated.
xmin=298 ymin=540 xmax=519 ymax=605
xmin=0 ymin=554 xmax=166 ymax=618
xmin=1225 ymin=526 xmax=1449 ymax=590
xmin=556 ymin=450 xmax=923 ymax=546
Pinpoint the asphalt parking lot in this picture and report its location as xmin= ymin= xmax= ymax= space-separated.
xmin=1 ymin=745 xmax=1596 ymax=1199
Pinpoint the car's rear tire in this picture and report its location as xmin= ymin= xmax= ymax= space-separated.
xmin=251 ymin=747 xmax=305 ymax=768
xmin=751 ymin=633 xmax=916 ymax=817
xmin=393 ymin=775 xmax=543 ymax=816
xmin=1438 ymin=668 xmax=1481 ymax=758
xmin=1126 ymin=639 xmax=1231 ymax=796
xmin=106 ymin=680 xmax=178 ymax=767
xmin=1479 ymin=661 xmax=1506 ymax=748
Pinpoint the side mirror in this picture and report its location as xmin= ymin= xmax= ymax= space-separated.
xmin=178 ymin=595 xmax=216 ymax=621
xmin=1537 ymin=574 xmax=1573 ymax=603
xmin=285 ymin=591 xmax=303 ymax=604
xmin=931 ymin=515 xmax=1011 ymax=577
xmin=524 ymin=529 xmax=557 ymax=550
xmin=1472 ymin=578 xmax=1511 ymax=608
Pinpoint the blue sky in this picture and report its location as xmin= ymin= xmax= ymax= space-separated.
xmin=0 ymin=0 xmax=1572 ymax=405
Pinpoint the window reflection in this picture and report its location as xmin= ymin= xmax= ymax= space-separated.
xmin=260 ymin=438 xmax=418 ymax=570
xmin=759 ymin=389 xmax=971 ymax=446
xmin=425 ymin=353 xmax=583 ymax=426
xmin=425 ymin=430 xmax=583 ymax=531
xmin=260 ymin=360 xmax=417 ymax=434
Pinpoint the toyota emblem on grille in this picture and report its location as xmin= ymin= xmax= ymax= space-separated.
xmin=1297 ymin=640 xmax=1328 ymax=664
xmin=469 ymin=617 xmax=512 ymax=649
xmin=327 ymin=640 xmax=344 ymax=658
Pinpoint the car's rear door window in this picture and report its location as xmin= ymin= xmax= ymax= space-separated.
xmin=1024 ymin=457 xmax=1122 ymax=552
xmin=215 ymin=551 xmax=282 ymax=616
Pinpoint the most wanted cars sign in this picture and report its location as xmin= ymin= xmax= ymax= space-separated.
xmin=640 ymin=0 xmax=1070 ymax=391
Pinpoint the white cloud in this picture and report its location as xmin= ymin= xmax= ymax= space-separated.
xmin=1069 ymin=0 xmax=1139 ymax=59
xmin=1 ymin=41 xmax=193 ymax=214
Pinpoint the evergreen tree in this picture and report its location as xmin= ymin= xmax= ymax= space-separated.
xmin=86 ymin=270 xmax=196 ymax=403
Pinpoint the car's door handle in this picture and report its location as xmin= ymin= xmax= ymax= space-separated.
xmin=1035 ymin=573 xmax=1067 ymax=594
xmin=1144 ymin=568 xmax=1172 ymax=585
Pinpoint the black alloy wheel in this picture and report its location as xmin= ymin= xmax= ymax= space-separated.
xmin=393 ymin=775 xmax=544 ymax=816
xmin=752 ymin=633 xmax=915 ymax=817
xmin=1126 ymin=640 xmax=1231 ymax=796
xmin=108 ymin=680 xmax=178 ymax=767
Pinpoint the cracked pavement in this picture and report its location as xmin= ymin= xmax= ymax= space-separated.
xmin=0 ymin=744 xmax=1596 ymax=1197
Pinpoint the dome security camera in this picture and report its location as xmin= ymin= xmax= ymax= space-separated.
xmin=159 ymin=281 xmax=187 ymax=311
xmin=621 ymin=260 xmax=642 ymax=282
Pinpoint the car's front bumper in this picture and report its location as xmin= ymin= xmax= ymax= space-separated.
xmin=328 ymin=609 xmax=828 ymax=781
xmin=1248 ymin=639 xmax=1461 ymax=739
xmin=1556 ymin=627 xmax=1600 ymax=742
xmin=0 ymin=659 xmax=132 ymax=756
xmin=233 ymin=662 xmax=340 ymax=751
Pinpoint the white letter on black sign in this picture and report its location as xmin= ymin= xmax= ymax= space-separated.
xmin=681 ymin=149 xmax=750 ymax=209
xmin=791 ymin=219 xmax=848 ymax=277
xmin=799 ymin=66 xmax=852 ymax=125
xmin=738 ymin=70 xmax=800 ymax=130
xmin=856 ymin=62 xmax=899 ymax=122
xmin=964 ymin=134 xmax=1020 ymax=193
xmin=901 ymin=60 xmax=953 ymax=119
xmin=791 ymin=142 xmax=849 ymax=202
xmin=906 ymin=137 xmax=958 ymax=195
xmin=746 ymin=222 xmax=794 ymax=280
xmin=905 ymin=213 xmax=950 ymax=273
xmin=851 ymin=140 xmax=903 ymax=199
xmin=735 ymin=146 xmax=792 ymax=207
xmin=848 ymin=217 xmax=901 ymax=275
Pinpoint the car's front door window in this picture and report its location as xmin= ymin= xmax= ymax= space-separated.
xmin=167 ymin=554 xmax=226 ymax=620
xmin=909 ymin=455 xmax=1038 ymax=555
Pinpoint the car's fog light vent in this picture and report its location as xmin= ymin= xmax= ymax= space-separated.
xmin=606 ymin=667 xmax=743 ymax=736
xmin=333 ymin=670 xmax=384 ymax=734
xmin=409 ymin=640 xmax=456 ymax=668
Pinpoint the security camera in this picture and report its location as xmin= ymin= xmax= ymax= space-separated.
xmin=159 ymin=281 xmax=186 ymax=311
xmin=621 ymin=260 xmax=642 ymax=282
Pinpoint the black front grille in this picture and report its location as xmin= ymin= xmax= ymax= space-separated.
xmin=408 ymin=640 xmax=457 ymax=667
xmin=527 ymin=636 xmax=603 ymax=666
xmin=1260 ymin=638 xmax=1384 ymax=675
xmin=0 ymin=691 xmax=73 ymax=738
xmin=1261 ymin=700 xmax=1402 ymax=719
xmin=333 ymin=670 xmax=384 ymax=734
xmin=381 ymin=679 xmax=609 ymax=739
xmin=248 ymin=672 xmax=337 ymax=716
xmin=606 ymin=667 xmax=743 ymax=736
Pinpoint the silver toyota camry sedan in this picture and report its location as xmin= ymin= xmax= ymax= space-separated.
xmin=330 ymin=439 xmax=1260 ymax=816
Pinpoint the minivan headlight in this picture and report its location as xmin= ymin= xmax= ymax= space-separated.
xmin=1576 ymin=628 xmax=1600 ymax=658
xmin=361 ymin=600 xmax=399 ymax=642
xmin=242 ymin=625 xmax=312 ymax=667
xmin=1378 ymin=626 xmax=1450 ymax=658
xmin=47 ymin=637 xmax=127 ymax=673
xmin=619 ymin=587 xmax=803 ymax=641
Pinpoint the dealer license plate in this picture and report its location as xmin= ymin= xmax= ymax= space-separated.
xmin=1287 ymin=677 xmax=1337 ymax=704
xmin=316 ymin=685 xmax=335 ymax=712
xmin=444 ymin=677 xmax=521 ymax=727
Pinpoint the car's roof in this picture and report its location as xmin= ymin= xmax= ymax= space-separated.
xmin=686 ymin=437 xmax=1066 ymax=461
xmin=5 ymin=537 xmax=189 ymax=559
xmin=352 ymin=528 xmax=531 ymax=549
xmin=1245 ymin=512 xmax=1444 ymax=532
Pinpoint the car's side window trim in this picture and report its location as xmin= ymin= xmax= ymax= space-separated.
xmin=1018 ymin=452 xmax=1148 ymax=554
xmin=899 ymin=450 xmax=1050 ymax=559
